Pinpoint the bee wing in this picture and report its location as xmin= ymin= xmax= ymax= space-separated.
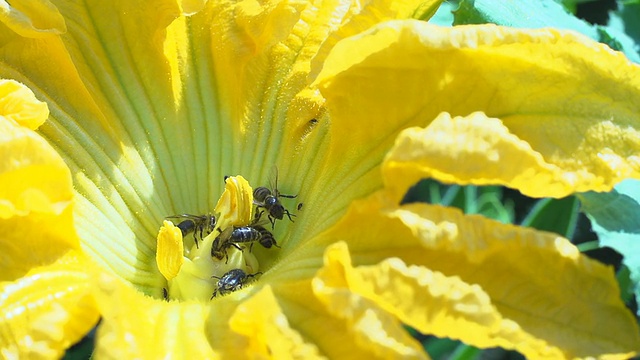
xmin=249 ymin=215 xmax=271 ymax=227
xmin=216 ymin=226 xmax=234 ymax=244
xmin=268 ymin=165 xmax=279 ymax=195
xmin=268 ymin=166 xmax=296 ymax=199
xmin=165 ymin=214 xmax=201 ymax=220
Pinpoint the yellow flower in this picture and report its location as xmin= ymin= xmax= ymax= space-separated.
xmin=1 ymin=0 xmax=640 ymax=359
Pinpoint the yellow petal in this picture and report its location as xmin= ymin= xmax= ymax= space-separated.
xmin=176 ymin=0 xmax=207 ymax=15
xmin=92 ymin=272 xmax=219 ymax=359
xmin=156 ymin=220 xmax=184 ymax=281
xmin=314 ymin=242 xmax=564 ymax=358
xmin=0 ymin=0 xmax=66 ymax=37
xmin=276 ymin=2 xmax=444 ymax=240
xmin=229 ymin=285 xmax=323 ymax=359
xmin=275 ymin=2 xmax=443 ymax=240
xmin=234 ymin=0 xmax=307 ymax=55
xmin=272 ymin=278 xmax=424 ymax=359
xmin=310 ymin=0 xmax=442 ymax=79
xmin=215 ymin=175 xmax=254 ymax=230
xmin=0 ymin=207 xmax=83 ymax=282
xmin=383 ymin=112 xmax=571 ymax=201
xmin=199 ymin=2 xmax=432 ymax=225
xmin=0 ymin=90 xmax=72 ymax=219
xmin=0 ymin=250 xmax=99 ymax=359
xmin=315 ymin=21 xmax=640 ymax=197
xmin=0 ymin=0 xmax=193 ymax=293
xmin=312 ymin=246 xmax=429 ymax=360
xmin=1 ymin=114 xmax=79 ymax=279
xmin=304 ymin=192 xmax=640 ymax=358
xmin=0 ymin=79 xmax=49 ymax=130
xmin=94 ymin=271 xmax=289 ymax=358
xmin=0 ymin=82 xmax=97 ymax=357
xmin=202 ymin=0 xmax=306 ymax=139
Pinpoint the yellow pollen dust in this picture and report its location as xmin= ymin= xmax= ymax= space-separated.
xmin=155 ymin=175 xmax=259 ymax=301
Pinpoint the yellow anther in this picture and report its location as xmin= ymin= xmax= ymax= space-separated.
xmin=215 ymin=175 xmax=254 ymax=230
xmin=156 ymin=220 xmax=185 ymax=281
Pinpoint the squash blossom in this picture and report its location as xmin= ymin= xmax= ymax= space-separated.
xmin=2 ymin=0 xmax=640 ymax=358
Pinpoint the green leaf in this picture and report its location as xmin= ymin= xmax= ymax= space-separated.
xmin=63 ymin=336 xmax=94 ymax=360
xmin=452 ymin=0 xmax=640 ymax=62
xmin=520 ymin=196 xmax=579 ymax=239
xmin=578 ymin=179 xmax=640 ymax=315
xmin=427 ymin=0 xmax=457 ymax=26
xmin=453 ymin=0 xmax=597 ymax=31
xmin=557 ymin=0 xmax=599 ymax=14
xmin=475 ymin=187 xmax=515 ymax=224
xmin=617 ymin=264 xmax=635 ymax=304
xmin=608 ymin=2 xmax=640 ymax=60
xmin=449 ymin=343 xmax=482 ymax=360
xmin=423 ymin=337 xmax=461 ymax=358
xmin=401 ymin=181 xmax=514 ymax=223
xmin=596 ymin=26 xmax=624 ymax=51
xmin=450 ymin=0 xmax=488 ymax=26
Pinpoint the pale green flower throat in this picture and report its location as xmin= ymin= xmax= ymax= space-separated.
xmin=155 ymin=175 xmax=296 ymax=301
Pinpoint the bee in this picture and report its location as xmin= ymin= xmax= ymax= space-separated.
xmin=165 ymin=214 xmax=216 ymax=249
xmin=228 ymin=224 xmax=279 ymax=250
xmin=211 ymin=269 xmax=262 ymax=298
xmin=210 ymin=224 xmax=278 ymax=262
xmin=253 ymin=169 xmax=297 ymax=228
xmin=210 ymin=230 xmax=242 ymax=263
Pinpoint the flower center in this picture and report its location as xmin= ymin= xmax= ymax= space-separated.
xmin=155 ymin=175 xmax=278 ymax=301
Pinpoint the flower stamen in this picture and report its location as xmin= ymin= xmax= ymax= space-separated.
xmin=155 ymin=175 xmax=284 ymax=301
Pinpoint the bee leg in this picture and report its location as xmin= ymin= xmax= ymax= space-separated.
xmin=198 ymin=227 xmax=205 ymax=249
xmin=284 ymin=209 xmax=296 ymax=222
xmin=280 ymin=193 xmax=297 ymax=199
